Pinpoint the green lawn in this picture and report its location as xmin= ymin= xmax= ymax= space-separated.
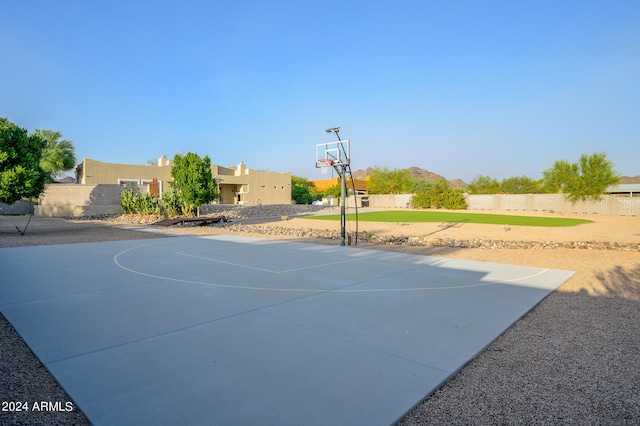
xmin=307 ymin=210 xmax=592 ymax=227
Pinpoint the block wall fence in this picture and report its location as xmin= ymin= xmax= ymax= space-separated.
xmin=364 ymin=193 xmax=639 ymax=216
xmin=3 ymin=186 xmax=639 ymax=217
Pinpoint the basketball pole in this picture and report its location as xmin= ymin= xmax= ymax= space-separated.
xmin=340 ymin=164 xmax=347 ymax=246
xmin=325 ymin=127 xmax=348 ymax=247
xmin=335 ymin=130 xmax=347 ymax=246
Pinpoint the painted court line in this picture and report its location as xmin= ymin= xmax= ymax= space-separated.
xmin=172 ymin=247 xmax=391 ymax=274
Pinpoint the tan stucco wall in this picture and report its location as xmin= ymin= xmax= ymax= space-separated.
xmin=216 ymin=163 xmax=291 ymax=205
xmin=239 ymin=169 xmax=291 ymax=205
xmin=77 ymin=158 xmax=291 ymax=205
xmin=34 ymin=183 xmax=147 ymax=217
xmin=78 ymin=158 xmax=173 ymax=191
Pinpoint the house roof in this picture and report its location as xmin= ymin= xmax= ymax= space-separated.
xmin=607 ymin=184 xmax=640 ymax=193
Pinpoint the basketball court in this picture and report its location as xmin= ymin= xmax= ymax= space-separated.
xmin=0 ymin=235 xmax=573 ymax=425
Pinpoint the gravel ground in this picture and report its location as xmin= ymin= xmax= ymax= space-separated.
xmin=1 ymin=207 xmax=639 ymax=425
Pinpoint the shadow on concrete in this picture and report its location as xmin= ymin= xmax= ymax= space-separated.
xmin=399 ymin=262 xmax=640 ymax=425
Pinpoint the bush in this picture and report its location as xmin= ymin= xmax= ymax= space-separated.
xmin=120 ymin=189 xmax=160 ymax=215
xmin=500 ymin=176 xmax=544 ymax=194
xmin=367 ymin=166 xmax=415 ymax=194
xmin=134 ymin=193 xmax=160 ymax=215
xmin=159 ymin=188 xmax=182 ymax=217
xmin=120 ymin=189 xmax=137 ymax=214
xmin=411 ymin=179 xmax=467 ymax=210
xmin=467 ymin=175 xmax=500 ymax=194
xmin=542 ymin=152 xmax=621 ymax=202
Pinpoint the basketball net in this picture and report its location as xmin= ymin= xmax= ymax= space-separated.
xmin=318 ymin=159 xmax=334 ymax=175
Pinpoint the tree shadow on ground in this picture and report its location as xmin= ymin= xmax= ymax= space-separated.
xmin=591 ymin=263 xmax=640 ymax=301
xmin=400 ymin=261 xmax=640 ymax=425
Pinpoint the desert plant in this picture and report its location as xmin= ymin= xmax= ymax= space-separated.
xmin=120 ymin=189 xmax=137 ymax=214
xmin=367 ymin=166 xmax=415 ymax=194
xmin=134 ymin=193 xmax=160 ymax=215
xmin=120 ymin=189 xmax=160 ymax=215
xmin=159 ymin=188 xmax=182 ymax=217
xmin=467 ymin=175 xmax=500 ymax=194
xmin=542 ymin=152 xmax=620 ymax=202
xmin=500 ymin=176 xmax=544 ymax=194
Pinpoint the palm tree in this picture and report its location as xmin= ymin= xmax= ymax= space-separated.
xmin=33 ymin=129 xmax=77 ymax=181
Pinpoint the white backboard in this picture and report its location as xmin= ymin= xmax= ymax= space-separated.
xmin=315 ymin=140 xmax=350 ymax=168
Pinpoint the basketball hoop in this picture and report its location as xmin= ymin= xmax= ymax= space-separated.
xmin=317 ymin=158 xmax=334 ymax=175
xmin=315 ymin=133 xmax=354 ymax=247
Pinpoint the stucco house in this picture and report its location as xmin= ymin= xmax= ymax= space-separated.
xmin=76 ymin=156 xmax=291 ymax=205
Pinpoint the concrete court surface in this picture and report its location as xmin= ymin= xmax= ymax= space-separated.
xmin=0 ymin=235 xmax=574 ymax=425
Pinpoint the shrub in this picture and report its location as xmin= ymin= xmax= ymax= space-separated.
xmin=120 ymin=189 xmax=160 ymax=215
xmin=411 ymin=179 xmax=467 ymax=210
xmin=159 ymin=188 xmax=182 ymax=217
xmin=120 ymin=189 xmax=137 ymax=214
xmin=134 ymin=193 xmax=160 ymax=215
xmin=468 ymin=175 xmax=500 ymax=194
xmin=542 ymin=152 xmax=621 ymax=202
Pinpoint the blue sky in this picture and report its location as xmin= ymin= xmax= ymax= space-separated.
xmin=2 ymin=0 xmax=639 ymax=182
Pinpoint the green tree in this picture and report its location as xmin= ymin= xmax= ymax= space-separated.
xmin=170 ymin=152 xmax=219 ymax=215
xmin=367 ymin=166 xmax=415 ymax=194
xmin=32 ymin=129 xmax=76 ymax=182
xmin=291 ymin=175 xmax=313 ymax=204
xmin=158 ymin=188 xmax=182 ymax=217
xmin=542 ymin=152 xmax=620 ymax=202
xmin=411 ymin=178 xmax=433 ymax=192
xmin=0 ymin=118 xmax=48 ymax=204
xmin=467 ymin=175 xmax=500 ymax=194
xmin=411 ymin=178 xmax=467 ymax=209
xmin=541 ymin=159 xmax=575 ymax=194
xmin=500 ymin=176 xmax=543 ymax=194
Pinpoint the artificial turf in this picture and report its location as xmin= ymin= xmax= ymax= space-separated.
xmin=307 ymin=210 xmax=592 ymax=227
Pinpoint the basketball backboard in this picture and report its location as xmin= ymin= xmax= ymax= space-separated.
xmin=315 ymin=140 xmax=350 ymax=168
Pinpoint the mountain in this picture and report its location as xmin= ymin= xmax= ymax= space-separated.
xmin=351 ymin=166 xmax=468 ymax=189
xmin=55 ymin=176 xmax=76 ymax=184
xmin=351 ymin=167 xmax=372 ymax=181
xmin=406 ymin=166 xmax=446 ymax=182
